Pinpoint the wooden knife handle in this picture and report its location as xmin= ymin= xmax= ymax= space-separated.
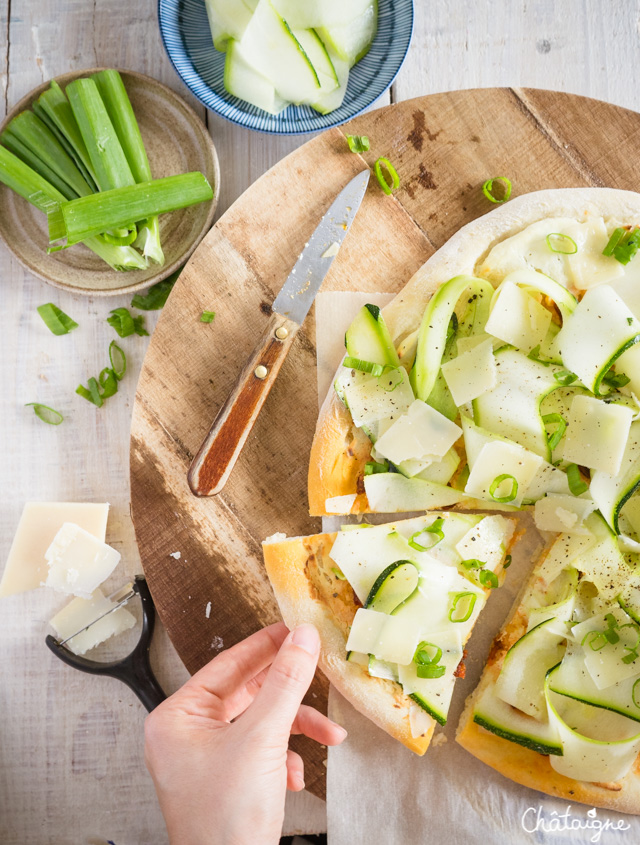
xmin=188 ymin=312 xmax=298 ymax=496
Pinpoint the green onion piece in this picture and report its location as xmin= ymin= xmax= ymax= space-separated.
xmin=48 ymin=172 xmax=213 ymax=249
xmin=527 ymin=345 xmax=550 ymax=366
xmin=133 ymin=315 xmax=149 ymax=336
xmin=542 ymin=412 xmax=567 ymax=452
xmin=343 ymin=356 xmax=386 ymax=376
xmin=200 ymin=310 xmax=216 ymax=323
xmin=489 ymin=473 xmax=518 ymax=503
xmin=346 ymin=135 xmax=370 ymax=153
xmin=553 ymin=369 xmax=578 ymax=386
xmin=102 ymin=224 xmax=138 ymax=246
xmin=409 ymin=518 xmax=445 ymax=551
xmin=622 ymin=650 xmax=639 ymax=665
xmin=99 ymin=367 xmax=119 ymax=398
xmin=582 ymin=630 xmax=608 ymax=651
xmin=37 ymin=303 xmax=78 ymax=335
xmin=331 ymin=567 xmax=346 ymax=580
xmin=603 ymin=227 xmax=627 ymax=256
xmin=503 ymin=554 xmax=512 ymax=569
xmin=461 ymin=558 xmax=485 ymax=570
xmin=416 ymin=662 xmax=446 ymax=679
xmin=604 ymin=613 xmax=620 ymax=644
xmin=109 ymin=340 xmax=127 ymax=380
xmin=479 ymin=569 xmax=499 ymax=589
xmin=24 ymin=402 xmax=63 ymax=425
xmin=131 ymin=273 xmax=179 ymax=310
xmin=364 ymin=460 xmax=388 ymax=475
xmin=567 ymin=463 xmax=588 ymax=496
xmin=546 ymin=233 xmax=578 ymax=254
xmin=613 ymin=228 xmax=640 ymax=266
xmin=93 ymin=70 xmax=164 ymax=266
xmin=602 ymin=369 xmax=631 ymax=389
xmin=107 ymin=307 xmax=135 ymax=337
xmin=374 ymin=157 xmax=400 ymax=196
xmin=449 ymin=592 xmax=477 ymax=623
xmin=76 ymin=377 xmax=103 ymax=407
xmin=379 ymin=368 xmax=403 ymax=392
xmin=414 ymin=641 xmax=443 ymax=665
xmin=1 ymin=127 xmax=77 ymax=199
xmin=482 ymin=176 xmax=512 ymax=203
xmin=628 ymin=317 xmax=634 ymax=326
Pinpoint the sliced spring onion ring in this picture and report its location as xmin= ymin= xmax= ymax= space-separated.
xmin=76 ymin=376 xmax=103 ymax=407
xmin=364 ymin=460 xmax=389 ymax=475
xmin=409 ymin=518 xmax=445 ymax=551
xmin=554 ymin=370 xmax=578 ymax=386
xmin=546 ymin=233 xmax=578 ymax=254
xmin=131 ymin=273 xmax=178 ymax=310
xmin=479 ymin=569 xmax=499 ymax=589
xmin=542 ymin=412 xmax=567 ymax=452
xmin=107 ymin=307 xmax=147 ymax=337
xmin=343 ymin=356 xmax=386 ymax=377
xmin=527 ymin=345 xmax=550 ymax=365
xmin=102 ymin=224 xmax=137 ymax=246
xmin=37 ymin=303 xmax=78 ymax=335
xmin=374 ymin=157 xmax=400 ymax=195
xmin=414 ymin=641 xmax=446 ymax=678
xmin=449 ymin=592 xmax=477 ymax=623
xmin=489 ymin=473 xmax=519 ymax=503
xmin=346 ymin=135 xmax=370 ymax=153
xmin=504 ymin=554 xmax=512 ymax=569
xmin=109 ymin=340 xmax=126 ymax=380
xmin=99 ymin=366 xmax=118 ymax=398
xmin=612 ymin=228 xmax=640 ymax=265
xmin=602 ymin=369 xmax=630 ymax=389
xmin=482 ymin=176 xmax=512 ymax=203
xmin=603 ymin=227 xmax=627 ymax=256
xmin=200 ymin=310 xmax=216 ymax=323
xmin=380 ymin=368 xmax=403 ymax=392
xmin=567 ymin=463 xmax=588 ymax=496
xmin=582 ymin=630 xmax=608 ymax=651
xmin=25 ymin=402 xmax=63 ymax=425
xmin=461 ymin=559 xmax=485 ymax=570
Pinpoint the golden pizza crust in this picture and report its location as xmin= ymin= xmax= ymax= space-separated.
xmin=263 ymin=531 xmax=434 ymax=754
xmin=308 ymin=187 xmax=640 ymax=516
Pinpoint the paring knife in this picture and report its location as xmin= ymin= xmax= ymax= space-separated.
xmin=188 ymin=168 xmax=370 ymax=497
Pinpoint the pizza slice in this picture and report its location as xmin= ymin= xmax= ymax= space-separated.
xmin=263 ymin=511 xmax=515 ymax=754
xmin=457 ymin=513 xmax=640 ymax=814
xmin=309 ymin=188 xmax=640 ymax=522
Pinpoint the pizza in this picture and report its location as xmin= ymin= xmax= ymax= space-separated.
xmin=265 ymin=187 xmax=640 ymax=811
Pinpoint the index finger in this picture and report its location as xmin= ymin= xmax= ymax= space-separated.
xmin=176 ymin=622 xmax=289 ymax=720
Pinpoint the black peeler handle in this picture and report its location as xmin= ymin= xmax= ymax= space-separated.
xmin=46 ymin=575 xmax=167 ymax=712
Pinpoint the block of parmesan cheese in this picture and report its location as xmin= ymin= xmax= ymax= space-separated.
xmin=0 ymin=502 xmax=109 ymax=598
xmin=45 ymin=523 xmax=120 ymax=599
xmin=50 ymin=589 xmax=136 ymax=655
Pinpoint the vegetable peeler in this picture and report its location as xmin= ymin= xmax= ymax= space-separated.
xmin=45 ymin=575 xmax=167 ymax=711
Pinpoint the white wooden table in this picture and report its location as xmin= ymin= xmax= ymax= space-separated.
xmin=2 ymin=2 xmax=640 ymax=842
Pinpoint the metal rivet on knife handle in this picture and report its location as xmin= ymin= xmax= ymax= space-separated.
xmin=275 ymin=326 xmax=289 ymax=340
xmin=254 ymin=365 xmax=268 ymax=379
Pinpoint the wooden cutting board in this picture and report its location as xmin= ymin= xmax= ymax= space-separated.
xmin=130 ymin=88 xmax=640 ymax=799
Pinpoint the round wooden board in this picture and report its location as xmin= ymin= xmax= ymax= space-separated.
xmin=130 ymin=88 xmax=640 ymax=800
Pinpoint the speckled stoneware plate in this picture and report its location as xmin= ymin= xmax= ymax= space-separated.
xmin=0 ymin=68 xmax=220 ymax=296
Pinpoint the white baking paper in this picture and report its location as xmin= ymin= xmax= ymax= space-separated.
xmin=316 ymin=291 xmax=640 ymax=845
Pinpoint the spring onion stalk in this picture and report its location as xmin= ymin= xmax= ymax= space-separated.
xmin=482 ymin=177 xmax=512 ymax=203
xmin=0 ymin=146 xmax=146 ymax=270
xmin=1 ymin=129 xmax=76 ymax=199
xmin=48 ymin=172 xmax=213 ymax=248
xmin=346 ymin=135 xmax=370 ymax=153
xmin=93 ymin=70 xmax=164 ymax=265
xmin=109 ymin=341 xmax=127 ymax=380
xmin=67 ymin=77 xmax=135 ymax=192
xmin=31 ymin=99 xmax=95 ymax=190
xmin=37 ymin=80 xmax=99 ymax=189
xmin=3 ymin=111 xmax=93 ymax=197
xmin=546 ymin=233 xmax=578 ymax=254
xmin=25 ymin=403 xmax=63 ymax=425
xmin=37 ymin=303 xmax=78 ymax=335
xmin=130 ymin=272 xmax=179 ymax=310
xmin=374 ymin=157 xmax=400 ymax=195
xmin=200 ymin=311 xmax=216 ymax=323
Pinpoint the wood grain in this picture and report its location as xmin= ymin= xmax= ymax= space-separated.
xmin=130 ymin=87 xmax=640 ymax=800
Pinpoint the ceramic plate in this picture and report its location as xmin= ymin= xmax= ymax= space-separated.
xmin=158 ymin=0 xmax=414 ymax=135
xmin=0 ymin=68 xmax=220 ymax=296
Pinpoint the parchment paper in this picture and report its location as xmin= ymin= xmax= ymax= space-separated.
xmin=315 ymin=291 xmax=640 ymax=845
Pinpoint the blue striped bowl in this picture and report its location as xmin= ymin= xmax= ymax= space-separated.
xmin=158 ymin=0 xmax=414 ymax=135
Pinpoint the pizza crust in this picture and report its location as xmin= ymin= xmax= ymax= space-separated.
xmin=309 ymin=187 xmax=640 ymax=516
xmin=263 ymin=532 xmax=434 ymax=754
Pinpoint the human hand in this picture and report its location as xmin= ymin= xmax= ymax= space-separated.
xmin=144 ymin=622 xmax=346 ymax=845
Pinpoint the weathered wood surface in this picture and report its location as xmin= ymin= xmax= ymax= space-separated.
xmin=130 ymin=84 xmax=640 ymax=801
xmin=5 ymin=0 xmax=640 ymax=841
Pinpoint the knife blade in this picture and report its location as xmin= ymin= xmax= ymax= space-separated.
xmin=187 ymin=169 xmax=370 ymax=497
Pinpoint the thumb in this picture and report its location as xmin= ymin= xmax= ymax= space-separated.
xmin=245 ymin=624 xmax=320 ymax=736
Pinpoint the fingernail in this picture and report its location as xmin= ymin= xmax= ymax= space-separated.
xmin=291 ymin=624 xmax=319 ymax=655
xmin=297 ymin=775 xmax=305 ymax=790
xmin=332 ymin=723 xmax=348 ymax=740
